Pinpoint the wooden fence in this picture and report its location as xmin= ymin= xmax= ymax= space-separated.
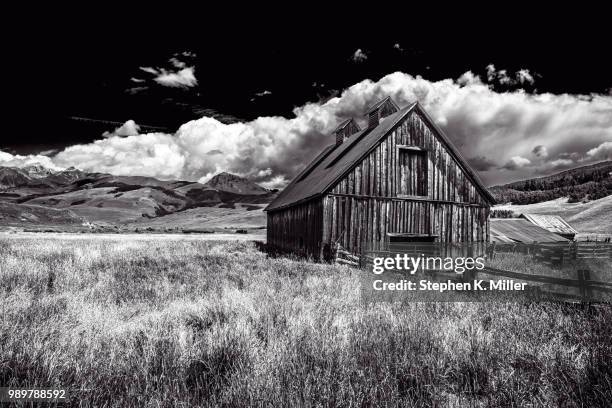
xmin=357 ymin=244 xmax=612 ymax=302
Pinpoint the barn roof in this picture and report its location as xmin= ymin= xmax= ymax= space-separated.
xmin=332 ymin=118 xmax=356 ymax=133
xmin=490 ymin=219 xmax=570 ymax=243
xmin=266 ymin=100 xmax=495 ymax=212
xmin=365 ymin=96 xmax=400 ymax=114
xmin=520 ymin=214 xmax=578 ymax=236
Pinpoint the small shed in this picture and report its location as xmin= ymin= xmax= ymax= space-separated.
xmin=490 ymin=219 xmax=569 ymax=244
xmin=520 ymin=214 xmax=578 ymax=240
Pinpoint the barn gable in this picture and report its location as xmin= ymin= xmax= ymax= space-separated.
xmin=266 ymin=100 xmax=494 ymax=213
xmin=266 ymin=98 xmax=494 ymax=256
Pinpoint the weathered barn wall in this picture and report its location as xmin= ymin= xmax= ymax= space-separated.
xmin=267 ymin=199 xmax=324 ymax=258
xmin=323 ymin=195 xmax=489 ymax=253
xmin=325 ymin=110 xmax=490 ymax=253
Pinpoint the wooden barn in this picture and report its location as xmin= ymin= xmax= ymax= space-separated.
xmin=265 ymin=98 xmax=496 ymax=259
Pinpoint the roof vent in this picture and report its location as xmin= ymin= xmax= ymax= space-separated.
xmin=333 ymin=118 xmax=361 ymax=146
xmin=366 ymin=96 xmax=400 ymax=128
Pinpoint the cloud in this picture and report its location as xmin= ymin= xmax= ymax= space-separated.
xmin=169 ymin=57 xmax=186 ymax=69
xmin=139 ymin=57 xmax=198 ymax=88
xmin=532 ymin=145 xmax=548 ymax=158
xmin=0 ymin=150 xmax=63 ymax=171
xmin=352 ymin=49 xmax=367 ymax=62
xmin=153 ymin=67 xmax=197 ymax=88
xmin=393 ymin=43 xmax=403 ymax=51
xmin=586 ymin=141 xmax=612 ymax=160
xmin=130 ymin=77 xmax=145 ymax=83
xmin=516 ymin=69 xmax=535 ymax=85
xmin=102 ymin=120 xmax=141 ymax=138
xmin=258 ymin=175 xmax=288 ymax=190
xmin=502 ymin=156 xmax=531 ymax=170
xmin=456 ymin=71 xmax=482 ymax=86
xmin=486 ymin=64 xmax=536 ymax=87
xmin=468 ymin=156 xmax=496 ymax=171
xmin=547 ymin=158 xmax=575 ymax=169
xmin=255 ymin=90 xmax=272 ymax=97
xmin=5 ymin=71 xmax=612 ymax=188
xmin=250 ymin=90 xmax=272 ymax=101
xmin=126 ymin=86 xmax=148 ymax=95
xmin=139 ymin=66 xmax=158 ymax=75
xmin=54 ymin=133 xmax=186 ymax=180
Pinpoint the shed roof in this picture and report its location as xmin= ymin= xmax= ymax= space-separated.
xmin=520 ymin=214 xmax=578 ymax=236
xmin=266 ymin=101 xmax=495 ymax=212
xmin=490 ymin=219 xmax=570 ymax=243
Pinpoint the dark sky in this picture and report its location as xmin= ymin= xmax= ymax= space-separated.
xmin=5 ymin=8 xmax=611 ymax=155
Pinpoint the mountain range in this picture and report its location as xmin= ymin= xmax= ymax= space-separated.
xmin=1 ymin=160 xmax=610 ymax=233
xmin=0 ymin=165 xmax=276 ymax=232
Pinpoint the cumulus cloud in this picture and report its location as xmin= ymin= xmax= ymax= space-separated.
xmin=586 ymin=141 xmax=612 ymax=160
xmin=456 ymin=71 xmax=482 ymax=86
xmin=54 ymin=133 xmax=186 ymax=180
xmin=486 ymin=64 xmax=536 ymax=87
xmin=102 ymin=120 xmax=141 ymax=138
xmin=393 ymin=43 xmax=403 ymax=51
xmin=0 ymin=150 xmax=63 ymax=171
xmin=516 ymin=69 xmax=535 ymax=85
xmin=352 ymin=49 xmax=368 ymax=62
xmin=4 ymin=71 xmax=612 ymax=187
xmin=502 ymin=156 xmax=531 ymax=170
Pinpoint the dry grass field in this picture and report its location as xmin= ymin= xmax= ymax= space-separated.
xmin=1 ymin=234 xmax=611 ymax=407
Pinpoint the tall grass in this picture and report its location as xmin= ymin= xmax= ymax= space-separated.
xmin=0 ymin=235 xmax=611 ymax=407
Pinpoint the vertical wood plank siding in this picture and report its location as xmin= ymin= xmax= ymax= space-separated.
xmin=267 ymin=199 xmax=324 ymax=258
xmin=325 ymin=110 xmax=490 ymax=254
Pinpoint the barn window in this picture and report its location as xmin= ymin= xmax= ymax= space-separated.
xmin=397 ymin=146 xmax=428 ymax=197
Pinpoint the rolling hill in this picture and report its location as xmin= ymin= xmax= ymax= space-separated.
xmin=490 ymin=160 xmax=612 ymax=204
xmin=494 ymin=195 xmax=612 ymax=234
xmin=0 ymin=165 xmax=275 ymax=232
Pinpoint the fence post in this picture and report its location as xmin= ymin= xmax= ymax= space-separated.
xmin=577 ymin=269 xmax=592 ymax=302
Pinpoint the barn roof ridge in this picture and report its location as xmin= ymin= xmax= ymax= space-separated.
xmin=266 ymin=99 xmax=494 ymax=212
xmin=332 ymin=118 xmax=357 ymax=133
xmin=365 ymin=96 xmax=400 ymax=114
